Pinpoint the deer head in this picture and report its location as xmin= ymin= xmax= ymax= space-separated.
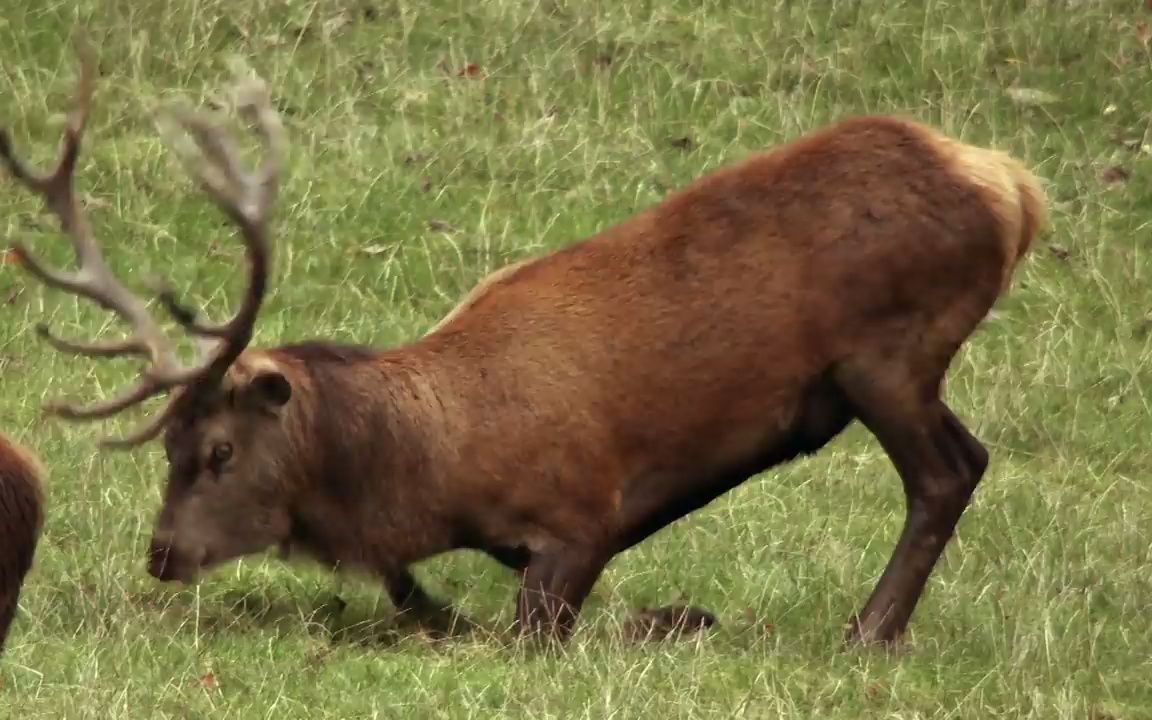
xmin=0 ymin=38 xmax=297 ymax=582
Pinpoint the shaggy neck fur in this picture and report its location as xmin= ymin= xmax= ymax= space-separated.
xmin=270 ymin=341 xmax=458 ymax=576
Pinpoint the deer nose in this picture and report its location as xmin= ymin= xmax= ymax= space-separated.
xmin=147 ymin=534 xmax=178 ymax=581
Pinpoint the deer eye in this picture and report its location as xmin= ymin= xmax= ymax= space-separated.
xmin=209 ymin=442 xmax=234 ymax=470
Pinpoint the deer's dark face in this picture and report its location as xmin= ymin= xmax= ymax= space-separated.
xmin=146 ymin=358 xmax=298 ymax=584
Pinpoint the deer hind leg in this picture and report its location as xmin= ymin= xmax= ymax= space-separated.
xmin=834 ymin=351 xmax=989 ymax=648
xmin=937 ymin=404 xmax=990 ymax=481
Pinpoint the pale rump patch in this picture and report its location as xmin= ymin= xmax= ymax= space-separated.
xmin=917 ymin=126 xmax=1050 ymax=292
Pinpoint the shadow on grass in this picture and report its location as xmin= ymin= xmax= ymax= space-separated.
xmin=124 ymin=582 xmax=489 ymax=650
xmin=123 ymin=580 xmax=742 ymax=654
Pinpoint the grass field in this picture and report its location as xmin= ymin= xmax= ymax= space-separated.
xmin=2 ymin=0 xmax=1152 ymax=717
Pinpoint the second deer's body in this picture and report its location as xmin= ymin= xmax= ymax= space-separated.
xmin=0 ymin=434 xmax=45 ymax=654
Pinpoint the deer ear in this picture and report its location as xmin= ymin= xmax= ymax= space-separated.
xmin=247 ymin=370 xmax=293 ymax=410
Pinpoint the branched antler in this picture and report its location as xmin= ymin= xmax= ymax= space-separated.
xmin=1 ymin=37 xmax=286 ymax=449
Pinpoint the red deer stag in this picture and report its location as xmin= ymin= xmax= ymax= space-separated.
xmin=3 ymin=42 xmax=1046 ymax=647
xmin=0 ymin=433 xmax=45 ymax=654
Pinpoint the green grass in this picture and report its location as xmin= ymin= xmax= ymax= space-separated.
xmin=2 ymin=0 xmax=1152 ymax=717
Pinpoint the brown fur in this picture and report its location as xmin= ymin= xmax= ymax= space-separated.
xmin=145 ymin=115 xmax=1046 ymax=646
xmin=0 ymin=434 xmax=45 ymax=654
xmin=17 ymin=89 xmax=1047 ymax=647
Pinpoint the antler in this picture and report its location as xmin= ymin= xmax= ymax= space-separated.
xmin=0 ymin=37 xmax=287 ymax=449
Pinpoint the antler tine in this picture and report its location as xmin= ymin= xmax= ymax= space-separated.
xmin=3 ymin=37 xmax=204 ymax=448
xmin=14 ymin=241 xmax=165 ymax=363
xmin=34 ymin=323 xmax=150 ymax=359
xmin=143 ymin=274 xmax=224 ymax=364
xmin=6 ymin=42 xmax=286 ymax=449
xmin=151 ymin=59 xmax=284 ymax=370
xmin=0 ymin=39 xmax=93 ymax=196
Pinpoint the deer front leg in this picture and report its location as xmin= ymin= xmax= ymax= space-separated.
xmin=383 ymin=566 xmax=475 ymax=637
xmin=514 ymin=543 xmax=611 ymax=643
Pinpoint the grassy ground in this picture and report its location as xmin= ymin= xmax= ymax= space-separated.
xmin=2 ymin=0 xmax=1151 ymax=717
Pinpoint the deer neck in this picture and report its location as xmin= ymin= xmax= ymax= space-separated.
xmin=282 ymin=349 xmax=458 ymax=571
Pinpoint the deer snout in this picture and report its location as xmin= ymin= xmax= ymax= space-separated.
xmin=146 ymin=533 xmax=201 ymax=583
xmin=146 ymin=535 xmax=177 ymax=581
